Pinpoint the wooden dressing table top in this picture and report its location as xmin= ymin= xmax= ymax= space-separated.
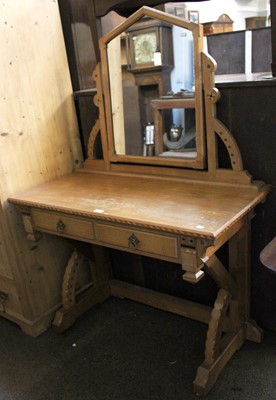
xmin=8 ymin=169 xmax=269 ymax=241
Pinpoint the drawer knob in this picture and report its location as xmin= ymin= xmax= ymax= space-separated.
xmin=56 ymin=219 xmax=66 ymax=233
xmin=128 ymin=233 xmax=140 ymax=250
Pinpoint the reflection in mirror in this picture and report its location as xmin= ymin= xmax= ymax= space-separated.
xmin=152 ymin=100 xmax=196 ymax=158
xmin=107 ymin=17 xmax=197 ymax=159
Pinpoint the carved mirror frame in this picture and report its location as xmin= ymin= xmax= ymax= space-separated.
xmin=98 ymin=6 xmax=206 ymax=170
xmin=85 ymin=6 xmax=254 ymax=188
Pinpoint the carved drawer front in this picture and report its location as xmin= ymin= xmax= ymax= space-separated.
xmin=95 ymin=223 xmax=179 ymax=260
xmin=31 ymin=210 xmax=95 ymax=241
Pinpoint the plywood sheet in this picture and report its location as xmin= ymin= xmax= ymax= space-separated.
xmin=0 ymin=0 xmax=83 ymax=324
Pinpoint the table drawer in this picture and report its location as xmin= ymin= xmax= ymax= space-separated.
xmin=95 ymin=223 xmax=179 ymax=260
xmin=31 ymin=210 xmax=94 ymax=241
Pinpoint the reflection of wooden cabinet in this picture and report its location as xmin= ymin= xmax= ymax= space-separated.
xmin=122 ymin=69 xmax=173 ymax=156
xmin=123 ymin=85 xmax=143 ymax=155
xmin=135 ymin=69 xmax=173 ymax=124
xmin=122 ymin=18 xmax=174 ymax=153
xmin=152 ymin=97 xmax=195 ymax=155
xmin=133 ymin=68 xmax=172 ymax=97
xmin=126 ymin=18 xmax=174 ymax=71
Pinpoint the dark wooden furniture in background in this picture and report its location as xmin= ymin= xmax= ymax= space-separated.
xmin=206 ymin=27 xmax=272 ymax=75
xmin=93 ymin=0 xmax=209 ymax=18
xmin=252 ymin=28 xmax=272 ymax=73
xmin=58 ymin=0 xmax=98 ymax=91
xmin=203 ymin=14 xmax=233 ymax=35
xmin=216 ymin=75 xmax=276 ymax=331
xmin=58 ymin=0 xmax=276 ymax=80
xmin=58 ymin=0 xmax=210 ymax=91
xmin=260 ymin=237 xmax=276 ymax=272
xmin=271 ymin=0 xmax=276 ymax=76
xmin=245 ymin=16 xmax=266 ymax=30
xmin=207 ymin=30 xmax=246 ymax=75
xmin=74 ymin=89 xmax=98 ymax=158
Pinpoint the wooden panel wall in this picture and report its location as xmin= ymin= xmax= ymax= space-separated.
xmin=0 ymin=0 xmax=83 ymax=334
xmin=216 ymin=81 xmax=276 ymax=331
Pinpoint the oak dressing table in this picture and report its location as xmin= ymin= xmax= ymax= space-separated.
xmin=8 ymin=7 xmax=270 ymax=396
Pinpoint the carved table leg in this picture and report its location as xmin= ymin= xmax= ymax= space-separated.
xmin=52 ymin=246 xmax=112 ymax=333
xmin=193 ymin=289 xmax=245 ymax=395
xmin=194 ymin=216 xmax=263 ymax=395
xmin=228 ymin=216 xmax=263 ymax=343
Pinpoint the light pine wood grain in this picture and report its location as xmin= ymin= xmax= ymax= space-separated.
xmin=0 ymin=0 xmax=83 ymax=335
xmin=8 ymin=170 xmax=270 ymax=240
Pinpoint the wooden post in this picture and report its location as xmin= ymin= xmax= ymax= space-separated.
xmin=271 ymin=0 xmax=276 ymax=76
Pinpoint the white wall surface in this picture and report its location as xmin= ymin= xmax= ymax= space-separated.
xmin=185 ymin=0 xmax=270 ymax=30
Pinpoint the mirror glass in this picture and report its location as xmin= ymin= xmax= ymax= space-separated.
xmin=102 ymin=11 xmax=205 ymax=168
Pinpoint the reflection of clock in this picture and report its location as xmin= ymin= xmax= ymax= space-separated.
xmin=127 ymin=18 xmax=173 ymax=71
xmin=133 ymin=31 xmax=158 ymax=65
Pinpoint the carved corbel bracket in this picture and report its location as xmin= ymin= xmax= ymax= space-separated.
xmin=180 ymin=236 xmax=214 ymax=283
xmin=53 ymin=247 xmax=112 ymax=333
xmin=202 ymin=52 xmax=253 ymax=185
xmin=17 ymin=206 xmax=42 ymax=242
xmin=85 ymin=64 xmax=109 ymax=168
